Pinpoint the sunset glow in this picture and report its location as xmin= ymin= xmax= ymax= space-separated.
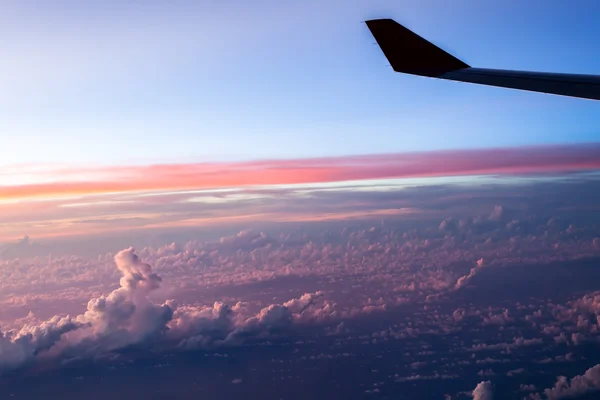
xmin=3 ymin=144 xmax=599 ymax=202
xmin=1 ymin=144 xmax=599 ymax=240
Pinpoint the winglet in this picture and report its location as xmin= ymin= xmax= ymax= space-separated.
xmin=365 ymin=19 xmax=470 ymax=77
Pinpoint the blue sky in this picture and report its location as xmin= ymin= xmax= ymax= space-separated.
xmin=1 ymin=0 xmax=599 ymax=166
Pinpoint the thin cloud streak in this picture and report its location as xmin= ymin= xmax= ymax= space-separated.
xmin=2 ymin=144 xmax=600 ymax=202
xmin=0 ymin=208 xmax=419 ymax=242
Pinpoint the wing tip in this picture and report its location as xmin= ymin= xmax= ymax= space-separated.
xmin=366 ymin=18 xmax=470 ymax=77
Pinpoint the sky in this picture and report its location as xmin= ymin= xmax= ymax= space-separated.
xmin=1 ymin=0 xmax=600 ymax=167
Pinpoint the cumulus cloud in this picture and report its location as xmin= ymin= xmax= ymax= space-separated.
xmin=455 ymin=268 xmax=478 ymax=289
xmin=537 ymin=364 xmax=600 ymax=399
xmin=222 ymin=294 xmax=326 ymax=345
xmin=455 ymin=259 xmax=487 ymax=290
xmin=520 ymin=384 xmax=536 ymax=392
xmin=0 ymin=315 xmax=81 ymax=371
xmin=167 ymin=301 xmax=233 ymax=349
xmin=283 ymin=291 xmax=323 ymax=315
xmin=0 ymin=248 xmax=330 ymax=374
xmin=439 ymin=218 xmax=459 ymax=232
xmin=71 ymin=247 xmax=174 ymax=351
xmin=472 ymin=381 xmax=493 ymax=400
xmin=0 ymin=235 xmax=46 ymax=259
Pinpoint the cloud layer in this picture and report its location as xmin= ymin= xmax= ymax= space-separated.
xmin=2 ymin=146 xmax=600 ymax=241
xmin=2 ymin=173 xmax=600 ymax=399
xmin=3 ymin=144 xmax=600 ymax=202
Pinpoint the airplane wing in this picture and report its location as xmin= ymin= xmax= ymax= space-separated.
xmin=365 ymin=18 xmax=600 ymax=101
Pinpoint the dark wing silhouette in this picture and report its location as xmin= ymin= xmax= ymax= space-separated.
xmin=366 ymin=18 xmax=600 ymax=101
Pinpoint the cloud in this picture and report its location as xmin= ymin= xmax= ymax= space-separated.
xmin=536 ymin=364 xmax=600 ymax=399
xmin=3 ymin=144 xmax=600 ymax=202
xmin=488 ymin=206 xmax=505 ymax=221
xmin=455 ymin=259 xmax=487 ymax=290
xmin=3 ymin=189 xmax=600 ymax=330
xmin=70 ymin=247 xmax=174 ymax=351
xmin=472 ymin=381 xmax=493 ymax=400
xmin=507 ymin=368 xmax=525 ymax=376
xmin=520 ymin=384 xmax=536 ymax=392
xmin=0 ymin=235 xmax=46 ymax=259
xmin=0 ymin=247 xmax=336 ymax=374
xmin=3 ymin=166 xmax=600 ymax=241
xmin=2 ymin=165 xmax=600 ymax=400
xmin=0 ymin=315 xmax=81 ymax=371
xmin=394 ymin=373 xmax=458 ymax=382
xmin=168 ymin=301 xmax=234 ymax=349
xmin=1 ymin=183 xmax=600 ymax=389
xmin=169 ymin=290 xmax=331 ymax=349
xmin=283 ymin=291 xmax=323 ymax=315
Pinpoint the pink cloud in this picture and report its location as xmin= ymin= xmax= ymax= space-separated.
xmin=2 ymin=144 xmax=600 ymax=201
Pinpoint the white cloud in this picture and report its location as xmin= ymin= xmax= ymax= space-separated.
xmin=472 ymin=381 xmax=493 ymax=400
